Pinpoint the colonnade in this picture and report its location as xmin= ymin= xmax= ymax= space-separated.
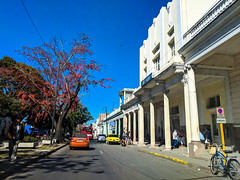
xmin=122 ymin=67 xmax=204 ymax=156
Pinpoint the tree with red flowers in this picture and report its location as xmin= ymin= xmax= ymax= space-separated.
xmin=14 ymin=34 xmax=111 ymax=142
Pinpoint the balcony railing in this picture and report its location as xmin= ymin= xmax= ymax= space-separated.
xmin=124 ymin=94 xmax=135 ymax=104
xmin=183 ymin=0 xmax=237 ymax=45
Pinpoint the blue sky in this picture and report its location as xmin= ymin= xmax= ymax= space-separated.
xmin=0 ymin=0 xmax=171 ymax=123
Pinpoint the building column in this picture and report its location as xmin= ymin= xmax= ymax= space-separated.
xmin=128 ymin=113 xmax=131 ymax=137
xmin=123 ymin=113 xmax=128 ymax=133
xmin=106 ymin=122 xmax=108 ymax=136
xmin=150 ymin=98 xmax=156 ymax=148
xmin=133 ymin=111 xmax=137 ymax=144
xmin=120 ymin=95 xmax=123 ymax=106
xmin=187 ymin=66 xmax=204 ymax=157
xmin=138 ymin=102 xmax=145 ymax=146
xmin=163 ymin=90 xmax=171 ymax=150
xmin=182 ymin=74 xmax=191 ymax=152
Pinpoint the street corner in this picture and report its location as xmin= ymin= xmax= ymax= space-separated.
xmin=137 ymin=149 xmax=189 ymax=165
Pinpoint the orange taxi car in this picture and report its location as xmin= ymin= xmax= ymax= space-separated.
xmin=70 ymin=133 xmax=90 ymax=150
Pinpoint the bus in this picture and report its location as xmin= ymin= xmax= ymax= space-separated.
xmin=82 ymin=126 xmax=93 ymax=140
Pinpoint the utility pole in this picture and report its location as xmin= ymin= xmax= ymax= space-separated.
xmin=105 ymin=106 xmax=108 ymax=136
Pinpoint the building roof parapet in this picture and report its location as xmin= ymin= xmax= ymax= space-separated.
xmin=119 ymin=88 xmax=137 ymax=96
xmin=183 ymin=0 xmax=237 ymax=45
xmin=103 ymin=107 xmax=123 ymax=122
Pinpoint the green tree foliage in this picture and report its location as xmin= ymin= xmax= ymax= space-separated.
xmin=0 ymin=56 xmax=46 ymax=124
xmin=0 ymin=93 xmax=21 ymax=117
xmin=63 ymin=104 xmax=93 ymax=134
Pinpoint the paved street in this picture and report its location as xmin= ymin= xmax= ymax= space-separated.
xmin=6 ymin=140 xmax=227 ymax=180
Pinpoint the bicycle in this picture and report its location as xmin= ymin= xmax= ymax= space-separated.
xmin=209 ymin=143 xmax=240 ymax=180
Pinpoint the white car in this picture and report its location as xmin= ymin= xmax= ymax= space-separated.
xmin=97 ymin=134 xmax=106 ymax=142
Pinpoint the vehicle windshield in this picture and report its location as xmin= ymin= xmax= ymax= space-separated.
xmin=83 ymin=127 xmax=92 ymax=132
xmin=73 ymin=133 xmax=87 ymax=138
xmin=108 ymin=135 xmax=118 ymax=137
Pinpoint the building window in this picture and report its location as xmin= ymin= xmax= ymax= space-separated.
xmin=168 ymin=39 xmax=175 ymax=58
xmin=170 ymin=106 xmax=179 ymax=115
xmin=153 ymin=56 xmax=160 ymax=71
xmin=152 ymin=44 xmax=160 ymax=55
xmin=144 ymin=67 xmax=147 ymax=76
xmin=144 ymin=58 xmax=147 ymax=64
xmin=168 ymin=27 xmax=174 ymax=37
xmin=207 ymin=95 xmax=220 ymax=108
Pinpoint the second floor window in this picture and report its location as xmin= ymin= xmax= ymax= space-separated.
xmin=169 ymin=40 xmax=175 ymax=58
xmin=207 ymin=95 xmax=220 ymax=108
xmin=153 ymin=56 xmax=160 ymax=71
xmin=170 ymin=106 xmax=179 ymax=115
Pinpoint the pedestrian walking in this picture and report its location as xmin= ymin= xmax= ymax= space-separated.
xmin=126 ymin=131 xmax=130 ymax=145
xmin=8 ymin=116 xmax=24 ymax=162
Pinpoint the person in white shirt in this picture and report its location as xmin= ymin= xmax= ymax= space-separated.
xmin=172 ymin=129 xmax=179 ymax=149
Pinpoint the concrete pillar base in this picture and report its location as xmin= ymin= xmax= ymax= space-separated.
xmin=188 ymin=141 xmax=205 ymax=157
xmin=164 ymin=148 xmax=171 ymax=151
xmin=138 ymin=142 xmax=146 ymax=147
xmin=133 ymin=141 xmax=138 ymax=145
xmin=149 ymin=144 xmax=156 ymax=148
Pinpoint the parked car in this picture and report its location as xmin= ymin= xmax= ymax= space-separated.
xmin=97 ymin=134 xmax=106 ymax=142
xmin=106 ymin=134 xmax=120 ymax=144
xmin=69 ymin=133 xmax=89 ymax=150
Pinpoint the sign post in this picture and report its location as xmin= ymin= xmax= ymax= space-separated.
xmin=216 ymin=108 xmax=226 ymax=154
xmin=109 ymin=121 xmax=115 ymax=134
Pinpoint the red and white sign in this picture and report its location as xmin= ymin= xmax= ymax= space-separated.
xmin=216 ymin=108 xmax=226 ymax=123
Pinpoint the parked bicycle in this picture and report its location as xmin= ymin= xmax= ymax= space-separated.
xmin=209 ymin=143 xmax=240 ymax=180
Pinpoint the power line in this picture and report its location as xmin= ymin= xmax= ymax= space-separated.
xmin=20 ymin=0 xmax=46 ymax=44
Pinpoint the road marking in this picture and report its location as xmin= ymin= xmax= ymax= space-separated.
xmin=138 ymin=149 xmax=189 ymax=165
xmin=100 ymin=150 xmax=103 ymax=154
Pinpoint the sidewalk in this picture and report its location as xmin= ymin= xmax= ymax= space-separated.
xmin=127 ymin=143 xmax=240 ymax=173
xmin=0 ymin=143 xmax=68 ymax=179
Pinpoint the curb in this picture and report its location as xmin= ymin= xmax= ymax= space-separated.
xmin=0 ymin=143 xmax=68 ymax=179
xmin=138 ymin=149 xmax=189 ymax=165
xmin=137 ymin=149 xmax=210 ymax=173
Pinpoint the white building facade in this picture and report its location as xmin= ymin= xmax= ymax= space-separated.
xmin=121 ymin=0 xmax=240 ymax=157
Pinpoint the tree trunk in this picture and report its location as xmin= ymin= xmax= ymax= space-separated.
xmin=55 ymin=116 xmax=64 ymax=143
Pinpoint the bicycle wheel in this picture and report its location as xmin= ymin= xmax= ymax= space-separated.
xmin=210 ymin=154 xmax=219 ymax=175
xmin=228 ymin=159 xmax=240 ymax=180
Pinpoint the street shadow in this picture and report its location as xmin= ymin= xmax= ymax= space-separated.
xmin=70 ymin=147 xmax=95 ymax=151
xmin=4 ymin=151 xmax=104 ymax=179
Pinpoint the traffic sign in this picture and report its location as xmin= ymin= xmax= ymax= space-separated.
xmin=216 ymin=108 xmax=227 ymax=154
xmin=216 ymin=108 xmax=226 ymax=123
xmin=217 ymin=119 xmax=226 ymax=123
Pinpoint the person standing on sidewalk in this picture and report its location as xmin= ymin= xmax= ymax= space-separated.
xmin=172 ymin=129 xmax=179 ymax=149
xmin=8 ymin=116 xmax=24 ymax=162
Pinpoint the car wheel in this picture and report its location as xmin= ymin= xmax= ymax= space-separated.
xmin=70 ymin=147 xmax=73 ymax=150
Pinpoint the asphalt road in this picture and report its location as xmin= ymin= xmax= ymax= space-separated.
xmin=6 ymin=140 xmax=227 ymax=180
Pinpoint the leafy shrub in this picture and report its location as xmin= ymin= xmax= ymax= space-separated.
xmin=22 ymin=136 xmax=37 ymax=142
